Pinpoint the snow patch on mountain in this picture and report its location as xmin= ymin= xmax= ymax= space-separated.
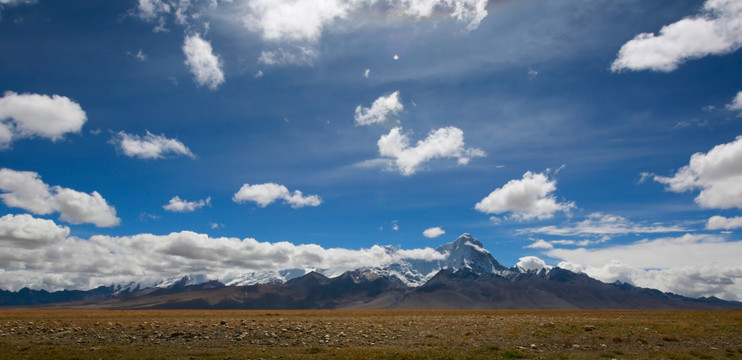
xmin=110 ymin=233 xmax=515 ymax=291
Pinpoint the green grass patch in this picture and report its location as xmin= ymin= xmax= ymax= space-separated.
xmin=502 ymin=350 xmax=526 ymax=359
xmin=689 ymin=350 xmax=714 ymax=359
xmin=306 ymin=347 xmax=324 ymax=354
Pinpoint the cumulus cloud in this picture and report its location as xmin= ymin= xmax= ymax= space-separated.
xmin=707 ymin=215 xmax=742 ymax=230
xmin=546 ymin=233 xmax=742 ymax=300
xmin=520 ymin=212 xmax=687 ymax=237
xmin=112 ymin=131 xmax=194 ymax=160
xmin=475 ymin=171 xmax=574 ymax=221
xmin=378 ymin=126 xmax=484 ymax=176
xmin=0 ymin=214 xmax=69 ymax=249
xmin=611 ymin=0 xmax=742 ymax=72
xmin=0 ymin=227 xmax=446 ymax=291
xmin=355 ymin=91 xmax=403 ymax=126
xmin=0 ymin=169 xmax=119 ymax=227
xmin=233 ymin=182 xmax=321 ymax=208
xmin=652 ymin=136 xmax=742 ymax=209
xmin=727 ymin=91 xmax=742 ymax=111
xmin=183 ymin=34 xmax=225 ymax=89
xmin=422 ymin=226 xmax=445 ymax=238
xmin=242 ymin=0 xmax=350 ymax=43
xmin=0 ymin=91 xmax=86 ymax=149
xmin=515 ymin=256 xmax=551 ymax=272
xmin=163 ymin=196 xmax=211 ymax=212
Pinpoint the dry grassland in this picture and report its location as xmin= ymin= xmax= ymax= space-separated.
xmin=0 ymin=310 xmax=740 ymax=359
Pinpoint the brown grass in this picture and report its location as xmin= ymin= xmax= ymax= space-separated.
xmin=0 ymin=310 xmax=740 ymax=359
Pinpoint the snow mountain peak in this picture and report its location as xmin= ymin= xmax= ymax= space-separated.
xmin=436 ymin=233 xmax=508 ymax=275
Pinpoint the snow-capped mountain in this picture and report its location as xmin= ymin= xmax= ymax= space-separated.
xmin=225 ymin=269 xmax=311 ymax=286
xmin=155 ymin=233 xmax=514 ymax=288
xmin=3 ymin=233 xmax=740 ymax=310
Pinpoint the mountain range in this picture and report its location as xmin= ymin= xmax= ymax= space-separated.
xmin=1 ymin=234 xmax=740 ymax=309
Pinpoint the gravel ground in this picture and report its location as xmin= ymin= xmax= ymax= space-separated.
xmin=0 ymin=310 xmax=740 ymax=359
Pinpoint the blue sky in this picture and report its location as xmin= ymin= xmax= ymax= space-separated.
xmin=1 ymin=0 xmax=742 ymax=300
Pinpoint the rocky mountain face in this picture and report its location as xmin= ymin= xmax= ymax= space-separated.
xmin=1 ymin=234 xmax=740 ymax=309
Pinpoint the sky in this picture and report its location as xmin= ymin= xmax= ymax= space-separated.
xmin=1 ymin=0 xmax=742 ymax=300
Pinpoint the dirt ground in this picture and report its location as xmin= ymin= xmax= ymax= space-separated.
xmin=0 ymin=310 xmax=740 ymax=359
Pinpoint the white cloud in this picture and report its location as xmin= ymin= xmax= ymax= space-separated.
xmin=0 ymin=0 xmax=37 ymax=5
xmin=378 ymin=126 xmax=484 ymax=176
xmin=135 ymin=49 xmax=147 ymax=61
xmin=241 ymin=0 xmax=488 ymax=44
xmin=652 ymin=136 xmax=742 ymax=209
xmin=423 ymin=226 xmax=445 ymax=238
xmin=556 ymin=261 xmax=583 ymax=274
xmin=546 ymin=233 xmax=742 ymax=300
xmin=355 ymin=91 xmax=403 ymax=126
xmin=0 ymin=169 xmax=120 ymax=227
xmin=243 ymin=0 xmax=350 ymax=43
xmin=707 ymin=215 xmax=742 ymax=230
xmin=727 ymin=91 xmax=742 ymax=111
xmin=363 ymin=68 xmax=370 ymax=78
xmin=0 ymin=214 xmax=69 ymax=250
xmin=515 ymin=256 xmax=551 ymax=272
xmin=258 ymin=46 xmax=318 ymax=66
xmin=527 ymin=67 xmax=538 ymax=80
xmin=475 ymin=171 xmax=574 ymax=221
xmin=163 ymin=196 xmax=211 ymax=212
xmin=233 ymin=182 xmax=321 ymax=208
xmin=525 ymin=239 xmax=553 ymax=249
xmin=135 ymin=0 xmax=171 ymax=21
xmin=112 ymin=131 xmax=194 ymax=160
xmin=611 ymin=0 xmax=742 ymax=72
xmin=520 ymin=212 xmax=687 ymax=237
xmin=183 ymin=34 xmax=225 ymax=89
xmin=0 ymin=227 xmax=446 ymax=291
xmin=0 ymin=91 xmax=86 ymax=149
xmin=0 ymin=0 xmax=36 ymax=17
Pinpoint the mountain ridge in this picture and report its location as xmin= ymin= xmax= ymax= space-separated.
xmin=1 ymin=234 xmax=740 ymax=309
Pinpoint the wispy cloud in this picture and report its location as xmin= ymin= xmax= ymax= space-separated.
xmin=112 ymin=131 xmax=194 ymax=160
xmin=520 ymin=212 xmax=686 ymax=237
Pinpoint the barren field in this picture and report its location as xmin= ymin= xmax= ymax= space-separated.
xmin=0 ymin=310 xmax=740 ymax=359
